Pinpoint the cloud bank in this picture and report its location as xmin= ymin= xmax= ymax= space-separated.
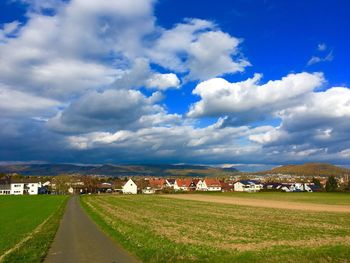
xmin=0 ymin=0 xmax=349 ymax=167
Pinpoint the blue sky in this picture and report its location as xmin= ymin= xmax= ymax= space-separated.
xmin=0 ymin=0 xmax=349 ymax=170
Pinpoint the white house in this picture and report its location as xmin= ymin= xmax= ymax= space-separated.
xmin=281 ymin=183 xmax=314 ymax=192
xmin=234 ymin=180 xmax=263 ymax=192
xmin=0 ymin=179 xmax=41 ymax=195
xmin=196 ymin=179 xmax=222 ymax=191
xmin=174 ymin=179 xmax=192 ymax=191
xmin=196 ymin=180 xmax=207 ymax=191
xmin=27 ymin=182 xmax=40 ymax=195
xmin=11 ymin=183 xmax=25 ymax=195
xmin=122 ymin=179 xmax=137 ymax=194
xmin=142 ymin=186 xmax=155 ymax=194
xmin=205 ymin=179 xmax=222 ymax=191
xmin=165 ymin=179 xmax=178 ymax=189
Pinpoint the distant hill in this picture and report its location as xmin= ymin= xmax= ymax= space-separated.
xmin=261 ymin=163 xmax=350 ymax=177
xmin=0 ymin=163 xmax=239 ymax=177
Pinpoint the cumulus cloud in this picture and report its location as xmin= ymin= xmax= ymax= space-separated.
xmin=246 ymin=85 xmax=350 ymax=162
xmin=148 ymin=18 xmax=250 ymax=80
xmin=188 ymin=72 xmax=324 ymax=119
xmin=112 ymin=58 xmax=180 ymax=90
xmin=47 ymin=89 xmax=176 ymax=134
xmin=145 ymin=73 xmax=180 ymax=90
xmin=0 ymin=0 xmax=156 ymax=99
xmin=1 ymin=0 xmax=350 ymax=166
xmin=0 ymin=84 xmax=60 ymax=116
xmin=66 ymin=120 xmax=268 ymax=163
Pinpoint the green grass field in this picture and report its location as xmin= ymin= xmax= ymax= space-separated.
xmin=194 ymin=191 xmax=350 ymax=205
xmin=82 ymin=194 xmax=350 ymax=263
xmin=0 ymin=195 xmax=68 ymax=263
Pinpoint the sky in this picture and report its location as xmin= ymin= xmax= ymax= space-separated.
xmin=0 ymin=0 xmax=350 ymax=170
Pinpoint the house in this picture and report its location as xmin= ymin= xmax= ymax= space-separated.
xmin=0 ymin=179 xmax=11 ymax=195
xmin=142 ymin=186 xmax=155 ymax=194
xmin=220 ymin=180 xmax=234 ymax=192
xmin=175 ymin=179 xmax=192 ymax=191
xmin=165 ymin=179 xmax=178 ymax=189
xmin=264 ymin=182 xmax=283 ymax=191
xmin=189 ymin=179 xmax=199 ymax=191
xmin=26 ymin=182 xmax=40 ymax=195
xmin=11 ymin=182 xmax=25 ymax=195
xmin=122 ymin=179 xmax=137 ymax=194
xmin=205 ymin=179 xmax=222 ymax=191
xmin=196 ymin=179 xmax=207 ymax=191
xmin=196 ymin=179 xmax=222 ymax=191
xmin=149 ymin=178 xmax=166 ymax=190
xmin=0 ymin=178 xmax=41 ymax=195
xmin=97 ymin=182 xmax=113 ymax=193
xmin=280 ymin=183 xmax=317 ymax=192
xmin=234 ymin=180 xmax=263 ymax=192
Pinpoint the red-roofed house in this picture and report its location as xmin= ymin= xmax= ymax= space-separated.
xmin=149 ymin=178 xmax=166 ymax=190
xmin=196 ymin=178 xmax=222 ymax=191
xmin=175 ymin=179 xmax=192 ymax=191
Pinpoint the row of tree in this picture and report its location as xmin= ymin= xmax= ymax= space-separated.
xmin=313 ymin=176 xmax=350 ymax=192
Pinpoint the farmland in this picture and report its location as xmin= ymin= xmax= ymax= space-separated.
xmin=81 ymin=194 xmax=350 ymax=263
xmin=192 ymin=191 xmax=350 ymax=205
xmin=0 ymin=195 xmax=68 ymax=263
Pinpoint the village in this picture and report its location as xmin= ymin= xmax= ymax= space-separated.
xmin=0 ymin=172 xmax=348 ymax=195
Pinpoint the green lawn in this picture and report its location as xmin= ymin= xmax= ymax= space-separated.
xmin=194 ymin=191 xmax=350 ymax=205
xmin=81 ymin=195 xmax=350 ymax=263
xmin=0 ymin=195 xmax=68 ymax=263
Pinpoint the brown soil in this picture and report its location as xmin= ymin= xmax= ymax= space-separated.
xmin=163 ymin=194 xmax=350 ymax=213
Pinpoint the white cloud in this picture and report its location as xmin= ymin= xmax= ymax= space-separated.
xmin=307 ymin=51 xmax=334 ymax=66
xmin=0 ymin=21 xmax=21 ymax=41
xmin=186 ymin=31 xmax=250 ymax=80
xmin=249 ymin=128 xmax=286 ymax=144
xmin=148 ymin=18 xmax=249 ymax=80
xmin=188 ymin=72 xmax=324 ymax=118
xmin=145 ymin=73 xmax=180 ymax=90
xmin=307 ymin=43 xmax=334 ymax=66
xmin=340 ymin=149 xmax=350 ymax=158
xmin=318 ymin=43 xmax=327 ymax=51
xmin=2 ymin=21 xmax=21 ymax=35
xmin=2 ymin=0 xmax=349 ymax=166
xmin=0 ymin=84 xmax=60 ymax=116
xmin=0 ymin=0 xmax=156 ymax=99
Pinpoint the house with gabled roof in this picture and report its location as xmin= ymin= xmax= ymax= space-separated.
xmin=165 ymin=179 xmax=178 ymax=189
xmin=174 ymin=179 xmax=192 ymax=191
xmin=204 ymin=178 xmax=222 ymax=191
xmin=234 ymin=180 xmax=263 ymax=192
xmin=114 ymin=179 xmax=138 ymax=194
xmin=196 ymin=178 xmax=222 ymax=191
xmin=122 ymin=179 xmax=137 ymax=194
xmin=149 ymin=178 xmax=166 ymax=190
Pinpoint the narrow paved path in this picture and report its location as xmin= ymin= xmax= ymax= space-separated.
xmin=45 ymin=196 xmax=139 ymax=263
xmin=163 ymin=194 xmax=350 ymax=213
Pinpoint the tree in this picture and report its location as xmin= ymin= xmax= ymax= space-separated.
xmin=312 ymin=177 xmax=322 ymax=188
xmin=325 ymin=176 xmax=338 ymax=192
